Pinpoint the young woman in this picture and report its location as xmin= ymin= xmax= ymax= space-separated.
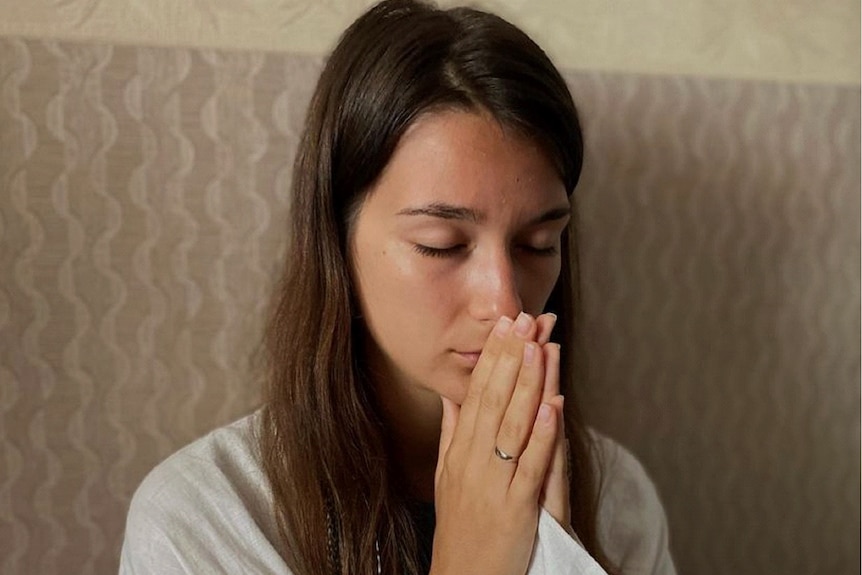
xmin=120 ymin=1 xmax=676 ymax=574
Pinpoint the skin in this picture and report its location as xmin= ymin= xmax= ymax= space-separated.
xmin=350 ymin=109 xmax=572 ymax=574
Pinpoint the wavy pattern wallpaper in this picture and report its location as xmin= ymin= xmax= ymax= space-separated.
xmin=0 ymin=35 xmax=859 ymax=575
xmin=0 ymin=0 xmax=858 ymax=84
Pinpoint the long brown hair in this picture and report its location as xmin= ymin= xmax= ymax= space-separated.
xmin=260 ymin=1 xmax=613 ymax=573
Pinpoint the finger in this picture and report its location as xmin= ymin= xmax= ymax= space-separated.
xmin=510 ymin=311 xmax=538 ymax=343
xmin=509 ymin=402 xmax=558 ymax=501
xmin=535 ymin=313 xmax=557 ymax=346
xmin=541 ymin=342 xmax=561 ymax=402
xmin=464 ymin=315 xmax=513 ymax=403
xmin=469 ymin=319 xmax=532 ymax=457
xmin=438 ymin=396 xmax=459 ymax=463
xmin=436 ymin=396 xmax=460 ymax=488
xmin=456 ymin=315 xmax=513 ymax=439
xmin=494 ymin=341 xmax=544 ymax=463
xmin=539 ymin=395 xmax=570 ymax=528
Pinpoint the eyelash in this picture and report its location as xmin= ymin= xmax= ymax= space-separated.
xmin=413 ymin=244 xmax=463 ymax=258
xmin=413 ymin=244 xmax=558 ymax=258
xmin=523 ymin=245 xmax=559 ymax=256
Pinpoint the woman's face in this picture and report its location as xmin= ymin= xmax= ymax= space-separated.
xmin=350 ymin=110 xmax=569 ymax=406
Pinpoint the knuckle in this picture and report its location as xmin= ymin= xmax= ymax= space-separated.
xmin=499 ymin=333 xmax=522 ymax=354
xmin=479 ymin=390 xmax=503 ymax=413
xmin=497 ymin=347 xmax=521 ymax=372
xmin=503 ymin=337 xmax=524 ymax=356
xmin=517 ymin=461 xmax=544 ymax=485
xmin=498 ymin=418 xmax=525 ymax=442
xmin=483 ymin=335 xmax=504 ymax=355
xmin=464 ymin=383 xmax=483 ymax=405
xmin=515 ymin=367 xmax=539 ymax=389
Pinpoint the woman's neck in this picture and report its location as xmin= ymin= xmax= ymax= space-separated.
xmin=373 ymin=372 xmax=442 ymax=502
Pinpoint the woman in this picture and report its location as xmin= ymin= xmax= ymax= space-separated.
xmin=120 ymin=1 xmax=676 ymax=574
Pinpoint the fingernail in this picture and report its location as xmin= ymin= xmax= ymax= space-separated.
xmin=546 ymin=312 xmax=558 ymax=325
xmin=513 ymin=312 xmax=532 ymax=336
xmin=538 ymin=403 xmax=552 ymax=423
xmin=494 ymin=316 xmax=513 ymax=336
xmin=523 ymin=342 xmax=536 ymax=365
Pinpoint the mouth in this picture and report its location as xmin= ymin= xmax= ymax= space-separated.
xmin=454 ymin=351 xmax=482 ymax=368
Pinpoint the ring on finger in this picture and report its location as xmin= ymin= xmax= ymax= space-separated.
xmin=494 ymin=445 xmax=518 ymax=463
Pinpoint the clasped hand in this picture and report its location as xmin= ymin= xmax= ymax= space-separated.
xmin=431 ymin=312 xmax=570 ymax=575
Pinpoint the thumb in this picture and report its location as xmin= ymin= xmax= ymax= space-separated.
xmin=436 ymin=396 xmax=460 ymax=487
xmin=540 ymin=394 xmax=571 ymax=530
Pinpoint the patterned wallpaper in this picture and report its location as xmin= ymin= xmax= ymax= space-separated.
xmin=573 ymin=73 xmax=860 ymax=575
xmin=0 ymin=0 xmax=858 ymax=85
xmin=0 ymin=37 xmax=859 ymax=575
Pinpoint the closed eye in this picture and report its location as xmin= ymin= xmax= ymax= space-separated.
xmin=414 ymin=243 xmax=558 ymax=258
xmin=413 ymin=244 xmax=466 ymax=258
xmin=520 ymin=245 xmax=559 ymax=256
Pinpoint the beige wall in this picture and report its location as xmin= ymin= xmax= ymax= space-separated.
xmin=1 ymin=2 xmax=859 ymax=574
xmin=0 ymin=0 xmax=858 ymax=85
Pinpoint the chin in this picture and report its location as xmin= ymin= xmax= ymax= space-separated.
xmin=436 ymin=379 xmax=469 ymax=407
xmin=415 ymin=363 xmax=471 ymax=406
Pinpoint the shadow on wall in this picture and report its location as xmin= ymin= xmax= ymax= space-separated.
xmin=573 ymin=72 xmax=861 ymax=575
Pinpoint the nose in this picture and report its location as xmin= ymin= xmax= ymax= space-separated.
xmin=468 ymin=248 xmax=523 ymax=323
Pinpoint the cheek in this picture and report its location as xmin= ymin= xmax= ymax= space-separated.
xmin=356 ymin=246 xmax=451 ymax=329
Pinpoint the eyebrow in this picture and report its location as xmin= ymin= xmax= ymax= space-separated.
xmin=396 ymin=202 xmax=571 ymax=226
xmin=396 ymin=202 xmax=483 ymax=222
xmin=528 ymin=206 xmax=571 ymax=226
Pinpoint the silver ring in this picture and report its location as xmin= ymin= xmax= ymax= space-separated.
xmin=494 ymin=446 xmax=517 ymax=462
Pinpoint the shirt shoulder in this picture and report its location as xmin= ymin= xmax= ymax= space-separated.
xmin=589 ymin=430 xmax=677 ymax=575
xmin=119 ymin=411 xmax=290 ymax=574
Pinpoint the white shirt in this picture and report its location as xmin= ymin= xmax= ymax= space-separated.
xmin=119 ymin=412 xmax=676 ymax=574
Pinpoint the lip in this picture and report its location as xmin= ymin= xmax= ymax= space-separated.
xmin=454 ymin=351 xmax=482 ymax=367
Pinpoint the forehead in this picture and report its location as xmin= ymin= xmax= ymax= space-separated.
xmin=365 ymin=110 xmax=566 ymax=217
